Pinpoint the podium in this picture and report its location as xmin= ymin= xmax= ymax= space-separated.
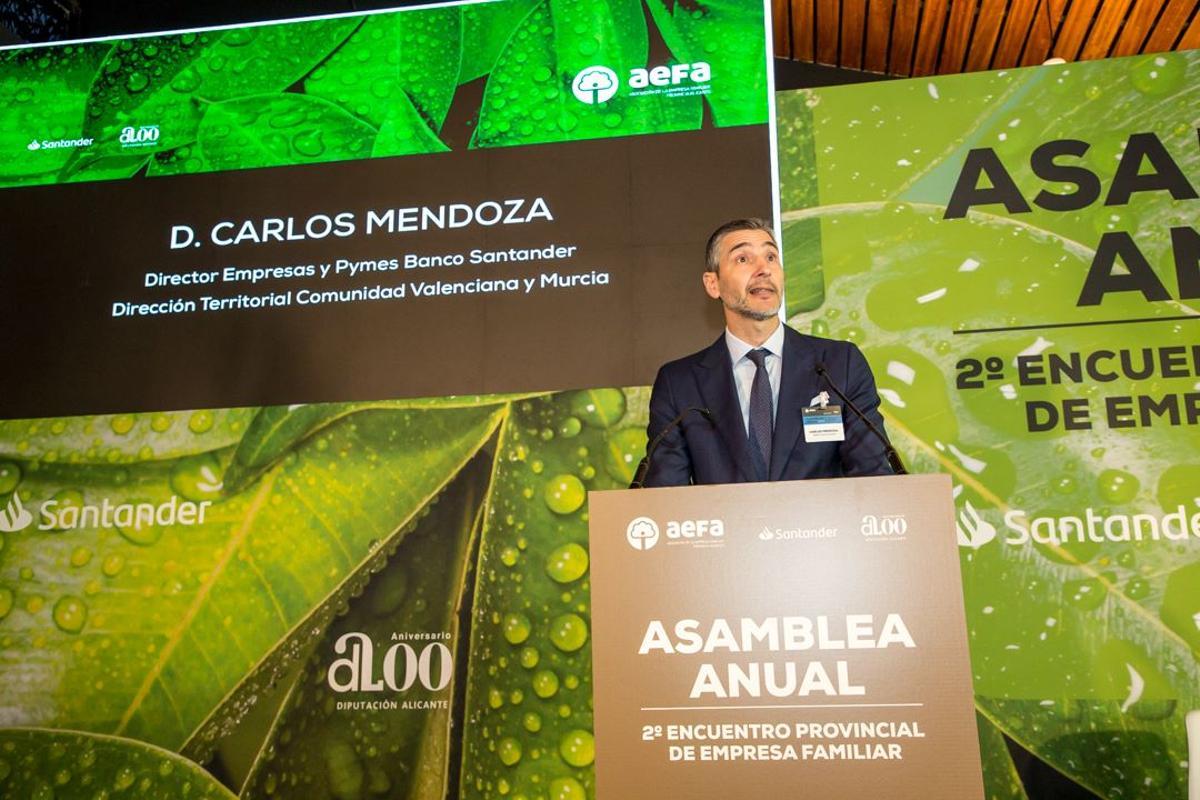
xmin=587 ymin=474 xmax=984 ymax=799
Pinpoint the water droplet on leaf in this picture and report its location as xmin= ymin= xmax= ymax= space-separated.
xmin=545 ymin=543 xmax=588 ymax=583
xmin=0 ymin=462 xmax=21 ymax=493
xmin=532 ymin=669 xmax=559 ymax=698
xmin=503 ymin=612 xmax=532 ymax=644
xmin=543 ymin=475 xmax=585 ymax=515
xmin=549 ymin=777 xmax=587 ymax=800
xmin=549 ymin=613 xmax=588 ymax=652
xmin=497 ymin=737 xmax=522 ymax=766
xmin=559 ymin=729 xmax=595 ymax=767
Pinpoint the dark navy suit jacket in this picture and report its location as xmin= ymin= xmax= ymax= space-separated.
xmin=643 ymin=325 xmax=894 ymax=486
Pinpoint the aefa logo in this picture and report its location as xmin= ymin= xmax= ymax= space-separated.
xmin=627 ymin=516 xmax=725 ymax=550
xmin=0 ymin=492 xmax=210 ymax=533
xmin=572 ymin=66 xmax=619 ymax=104
xmin=629 ymin=61 xmax=711 ymax=92
xmin=327 ymin=632 xmax=453 ymax=693
xmin=861 ymin=514 xmax=908 ymax=539
xmin=571 ymin=61 xmax=711 ymax=104
xmin=626 ymin=516 xmax=660 ymax=550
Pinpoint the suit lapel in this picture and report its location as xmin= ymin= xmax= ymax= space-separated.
xmin=693 ymin=336 xmax=758 ymax=482
xmin=770 ymin=326 xmax=816 ymax=480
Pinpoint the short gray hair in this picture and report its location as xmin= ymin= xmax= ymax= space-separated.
xmin=704 ymin=218 xmax=776 ymax=273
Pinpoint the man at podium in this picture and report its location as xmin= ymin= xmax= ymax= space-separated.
xmin=640 ymin=218 xmax=897 ymax=487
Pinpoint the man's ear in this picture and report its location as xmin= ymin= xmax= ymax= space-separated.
xmin=702 ymin=270 xmax=721 ymax=299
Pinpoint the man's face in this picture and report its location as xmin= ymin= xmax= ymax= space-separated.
xmin=702 ymin=228 xmax=781 ymax=322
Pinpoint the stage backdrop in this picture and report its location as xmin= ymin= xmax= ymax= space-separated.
xmin=777 ymin=50 xmax=1200 ymax=799
xmin=1 ymin=3 xmax=1196 ymax=797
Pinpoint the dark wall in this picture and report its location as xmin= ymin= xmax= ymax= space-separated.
xmin=773 ymin=57 xmax=891 ymax=89
xmin=1 ymin=0 xmax=418 ymax=42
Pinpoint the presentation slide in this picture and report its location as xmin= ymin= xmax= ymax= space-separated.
xmin=0 ymin=0 xmax=771 ymax=417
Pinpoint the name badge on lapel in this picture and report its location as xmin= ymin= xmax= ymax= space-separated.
xmin=802 ymin=405 xmax=845 ymax=442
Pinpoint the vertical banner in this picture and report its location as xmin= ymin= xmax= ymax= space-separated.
xmin=777 ymin=51 xmax=1200 ymax=798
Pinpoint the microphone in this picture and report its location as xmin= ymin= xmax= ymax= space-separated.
xmin=630 ymin=407 xmax=714 ymax=488
xmin=814 ymin=363 xmax=907 ymax=475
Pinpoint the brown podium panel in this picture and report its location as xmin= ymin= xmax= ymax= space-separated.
xmin=588 ymin=474 xmax=983 ymax=800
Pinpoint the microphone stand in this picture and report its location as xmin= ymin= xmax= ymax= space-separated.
xmin=815 ymin=364 xmax=907 ymax=475
xmin=629 ymin=407 xmax=714 ymax=488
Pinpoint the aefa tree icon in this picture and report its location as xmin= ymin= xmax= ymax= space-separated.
xmin=576 ymin=67 xmax=616 ymax=104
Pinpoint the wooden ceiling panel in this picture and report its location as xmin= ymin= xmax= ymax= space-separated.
xmin=1145 ymin=0 xmax=1200 ymax=49
xmin=1018 ymin=0 xmax=1065 ymax=65
xmin=964 ymin=0 xmax=1009 ymax=71
xmin=993 ymin=0 xmax=1040 ymax=65
xmin=1111 ymin=0 xmax=1166 ymax=54
xmin=888 ymin=0 xmax=922 ymax=73
xmin=911 ymin=0 xmax=950 ymax=75
xmin=1180 ymin=6 xmax=1200 ymax=46
xmin=863 ymin=0 xmax=896 ymax=72
xmin=817 ymin=0 xmax=842 ymax=63
xmin=938 ymin=0 xmax=979 ymax=72
xmin=773 ymin=0 xmax=792 ymax=57
xmin=1079 ymin=0 xmax=1135 ymax=58
xmin=1051 ymin=0 xmax=1102 ymax=58
xmin=775 ymin=0 xmax=1200 ymax=77
xmin=790 ymin=0 xmax=815 ymax=60
xmin=840 ymin=0 xmax=869 ymax=68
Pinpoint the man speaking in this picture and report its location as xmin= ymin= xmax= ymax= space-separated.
xmin=640 ymin=218 xmax=897 ymax=487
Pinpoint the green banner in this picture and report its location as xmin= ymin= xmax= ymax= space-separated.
xmin=777 ymin=50 xmax=1200 ymax=799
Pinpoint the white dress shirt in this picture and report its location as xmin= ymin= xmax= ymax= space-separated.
xmin=724 ymin=324 xmax=784 ymax=436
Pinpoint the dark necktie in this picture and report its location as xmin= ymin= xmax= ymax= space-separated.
xmin=746 ymin=348 xmax=773 ymax=480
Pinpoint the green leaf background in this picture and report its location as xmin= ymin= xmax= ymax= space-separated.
xmin=239 ymin=454 xmax=492 ymax=799
xmin=470 ymin=0 xmax=703 ymax=148
xmin=0 ymin=727 xmax=237 ymax=799
xmin=0 ymin=401 xmax=505 ymax=753
xmin=779 ymin=50 xmax=1200 ymax=798
xmin=0 ymin=390 xmax=649 ymax=799
xmin=0 ymin=44 xmax=111 ymax=185
xmin=0 ymin=0 xmax=767 ymax=188
xmin=63 ymin=17 xmax=361 ymax=181
xmin=643 ymin=0 xmax=768 ymax=126
xmin=458 ymin=388 xmax=645 ymax=800
xmin=460 ymin=0 xmax=542 ymax=85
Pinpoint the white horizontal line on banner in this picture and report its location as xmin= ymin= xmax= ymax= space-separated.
xmin=640 ymin=702 xmax=926 ymax=711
